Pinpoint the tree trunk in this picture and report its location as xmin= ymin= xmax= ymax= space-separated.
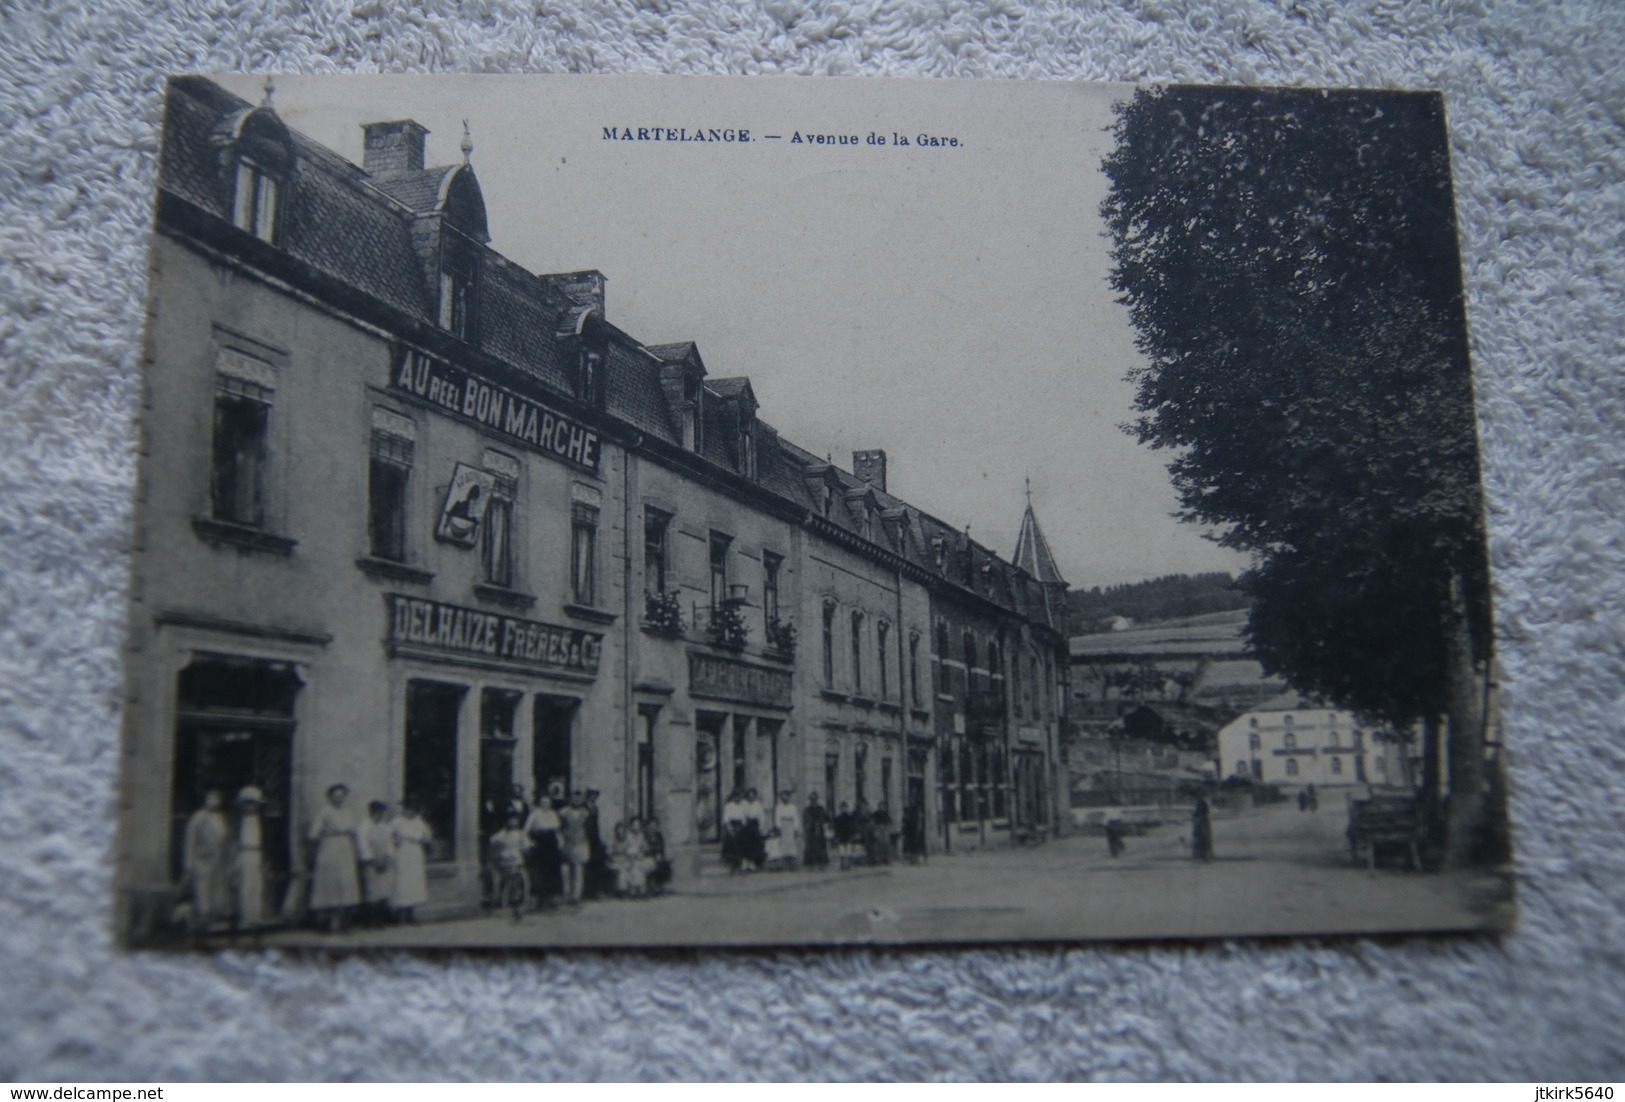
xmin=1442 ymin=572 xmax=1488 ymax=869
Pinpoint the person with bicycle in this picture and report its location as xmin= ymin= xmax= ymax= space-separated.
xmin=487 ymin=812 xmax=531 ymax=921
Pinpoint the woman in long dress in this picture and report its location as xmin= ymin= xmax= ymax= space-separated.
xmin=308 ymin=782 xmax=363 ymax=932
xmin=1191 ymin=797 xmax=1215 ymax=862
xmin=182 ymin=789 xmax=231 ymax=933
xmin=772 ymin=791 xmax=801 ymax=870
xmin=231 ymin=786 xmax=269 ymax=930
xmin=361 ymin=800 xmax=396 ymax=926
xmin=391 ymin=801 xmax=432 ymax=923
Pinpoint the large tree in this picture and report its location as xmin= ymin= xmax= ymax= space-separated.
xmin=1100 ymin=86 xmax=1495 ymax=866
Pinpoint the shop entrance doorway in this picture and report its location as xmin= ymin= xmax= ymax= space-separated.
xmin=531 ymin=695 xmax=577 ymax=800
xmin=170 ymin=655 xmax=300 ymax=906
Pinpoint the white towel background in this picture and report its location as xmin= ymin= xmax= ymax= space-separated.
xmin=1 ymin=0 xmax=1622 ymax=1081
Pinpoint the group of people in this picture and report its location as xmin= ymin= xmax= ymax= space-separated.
xmin=487 ymin=783 xmax=672 ymax=914
xmin=723 ymin=789 xmax=929 ymax=874
xmin=179 ymin=781 xmax=434 ymax=936
xmin=306 ymin=783 xmax=433 ymax=931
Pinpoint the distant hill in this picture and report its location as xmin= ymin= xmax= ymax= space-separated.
xmin=1069 ymin=572 xmax=1249 ymax=634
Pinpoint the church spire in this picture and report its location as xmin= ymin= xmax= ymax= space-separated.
xmin=1013 ymin=489 xmax=1066 ymax=589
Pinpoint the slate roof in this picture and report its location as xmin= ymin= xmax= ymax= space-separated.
xmin=159 ymin=77 xmax=1066 ymax=632
xmin=1014 ymin=501 xmax=1068 ymax=588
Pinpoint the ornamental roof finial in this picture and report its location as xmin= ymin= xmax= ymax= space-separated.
xmin=460 ymin=119 xmax=474 ymax=164
xmin=261 ymin=75 xmax=276 ymax=108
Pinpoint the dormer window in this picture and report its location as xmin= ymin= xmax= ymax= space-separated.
xmin=223 ymin=106 xmax=292 ymax=246
xmin=576 ymin=313 xmax=609 ymax=408
xmin=232 ymin=157 xmax=279 ymax=243
xmin=737 ymin=418 xmax=756 ymax=479
xmin=439 ymin=250 xmax=474 ymax=340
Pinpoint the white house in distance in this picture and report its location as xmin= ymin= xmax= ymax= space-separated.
xmin=1216 ymin=692 xmax=1415 ymax=790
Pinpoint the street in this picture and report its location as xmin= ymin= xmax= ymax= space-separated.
xmin=266 ymin=798 xmax=1512 ymax=949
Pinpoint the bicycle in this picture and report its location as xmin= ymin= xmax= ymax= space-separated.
xmin=486 ymin=861 xmax=529 ymax=922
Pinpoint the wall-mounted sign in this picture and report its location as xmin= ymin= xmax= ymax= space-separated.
xmin=387 ymin=594 xmax=602 ymax=676
xmin=435 ymin=462 xmax=496 ymax=546
xmin=689 ymin=652 xmax=792 ymax=709
xmin=392 ymin=352 xmax=601 ymax=472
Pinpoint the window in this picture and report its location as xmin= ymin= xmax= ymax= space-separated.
xmin=763 ymin=551 xmax=781 ymax=631
xmin=1236 ymin=759 xmax=1248 ymax=777
xmin=987 ymin=642 xmax=1000 ymax=702
xmin=1283 ymin=732 xmax=1297 ymax=750
xmin=850 ymin=611 xmax=865 ymax=693
xmin=1285 ymin=758 xmax=1299 ymax=777
xmin=959 ymin=740 xmax=976 ymax=819
xmin=909 ymin=632 xmax=922 ymax=707
xmin=368 ymin=408 xmax=415 ymax=562
xmin=1283 ymin=714 xmax=1295 ymax=727
xmin=1330 ymin=756 xmax=1343 ymax=775
xmin=1028 ymin=655 xmax=1039 ymax=715
xmin=962 ymin=631 xmax=976 ymax=691
xmin=1327 ymin=730 xmax=1339 ymax=749
xmin=635 ymin=706 xmax=659 ymax=821
xmin=1376 ymin=756 xmax=1388 ymax=776
xmin=211 ymin=368 xmax=272 ymax=526
xmin=936 ymin=623 xmax=950 ymax=695
xmin=232 ymin=158 xmax=279 ymax=243
xmin=644 ymin=508 xmax=672 ymax=595
xmin=481 ymin=451 xmax=519 ymax=588
xmin=941 ymin=738 xmax=957 ymax=823
xmin=708 ymin=532 xmax=731 ymax=610
xmin=822 ymin=601 xmax=837 ymax=685
xmin=737 ymin=419 xmax=756 ymax=479
xmin=854 ymin=743 xmax=867 ymax=807
xmin=1010 ymin=644 xmax=1022 ymax=716
xmin=877 ymin=621 xmax=890 ymax=699
xmin=439 ymin=251 xmax=474 ymax=340
xmin=1249 ymin=717 xmax=1258 ymax=727
xmin=571 ymin=503 xmax=599 ymax=605
xmin=824 ymin=752 xmax=839 ymax=806
xmin=1248 ymin=732 xmax=1261 ymax=751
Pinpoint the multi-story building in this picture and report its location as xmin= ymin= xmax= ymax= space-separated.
xmin=1215 ymin=692 xmax=1417 ymax=791
xmin=117 ymin=77 xmax=1070 ymax=939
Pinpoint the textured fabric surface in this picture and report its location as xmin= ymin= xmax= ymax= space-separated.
xmin=1 ymin=0 xmax=1622 ymax=1082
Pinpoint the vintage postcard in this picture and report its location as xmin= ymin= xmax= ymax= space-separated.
xmin=116 ymin=73 xmax=1510 ymax=948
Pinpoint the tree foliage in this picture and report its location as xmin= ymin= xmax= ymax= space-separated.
xmin=1069 ymin=571 xmax=1247 ymax=632
xmin=1099 ymin=86 xmax=1492 ymax=732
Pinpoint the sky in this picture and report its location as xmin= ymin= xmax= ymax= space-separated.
xmin=217 ymin=73 xmax=1251 ymax=591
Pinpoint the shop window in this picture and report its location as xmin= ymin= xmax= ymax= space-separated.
xmin=571 ymin=503 xmax=599 ymax=605
xmin=368 ymin=408 xmax=415 ymax=562
xmin=644 ymin=508 xmax=672 ymax=595
xmin=478 ymin=688 xmax=521 ymax=847
xmin=481 ymin=451 xmax=519 ymax=589
xmin=405 ymin=679 xmax=465 ymax=863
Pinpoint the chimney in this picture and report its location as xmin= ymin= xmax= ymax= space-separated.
xmin=853 ymin=449 xmax=888 ymax=493
xmin=362 ymin=120 xmax=429 ymax=176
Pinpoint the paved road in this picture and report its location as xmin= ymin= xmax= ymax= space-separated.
xmin=268 ymin=798 xmax=1512 ymax=949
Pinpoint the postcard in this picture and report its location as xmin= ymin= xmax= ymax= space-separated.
xmin=116 ymin=73 xmax=1510 ymax=948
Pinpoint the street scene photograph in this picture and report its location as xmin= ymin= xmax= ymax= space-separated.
xmin=116 ymin=73 xmax=1512 ymax=949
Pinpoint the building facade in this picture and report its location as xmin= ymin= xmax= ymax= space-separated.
xmin=1215 ymin=692 xmax=1417 ymax=791
xmin=117 ymin=78 xmax=1070 ymax=938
